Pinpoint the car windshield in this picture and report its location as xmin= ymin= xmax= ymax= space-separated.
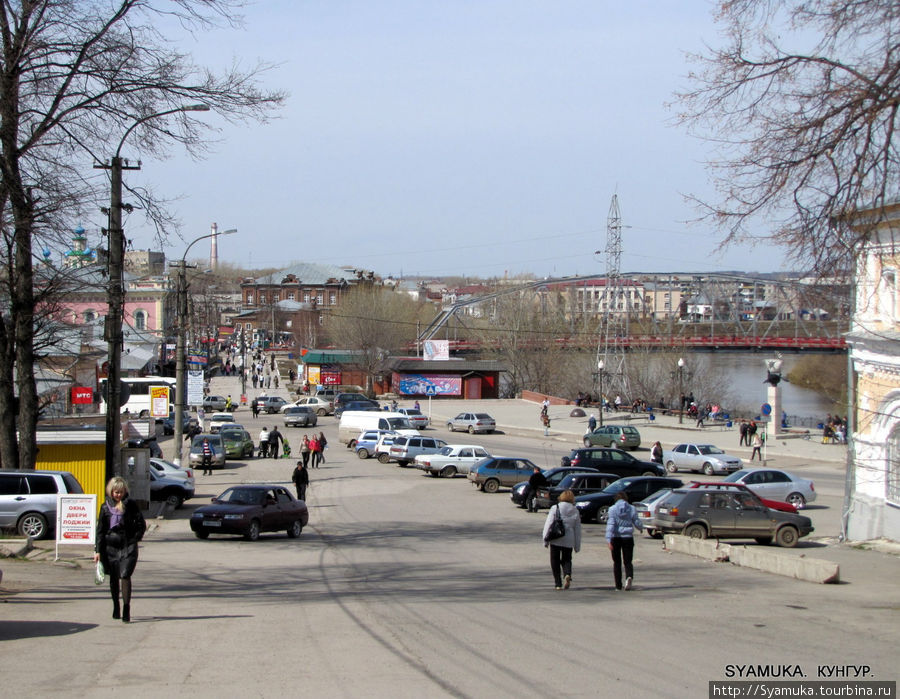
xmin=602 ymin=479 xmax=634 ymax=494
xmin=220 ymin=429 xmax=243 ymax=439
xmin=385 ymin=417 xmax=413 ymax=430
xmin=475 ymin=413 xmax=492 ymax=420
xmin=217 ymin=488 xmax=264 ymax=505
xmin=639 ymin=488 xmax=673 ymax=505
xmin=405 ymin=409 xmax=423 ymax=416
xmin=697 ymin=445 xmax=725 ymax=455
xmin=723 ymin=470 xmax=750 ymax=482
xmin=438 ymin=446 xmax=454 ymax=455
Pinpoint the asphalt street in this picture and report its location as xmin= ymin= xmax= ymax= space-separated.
xmin=2 ymin=378 xmax=898 ymax=697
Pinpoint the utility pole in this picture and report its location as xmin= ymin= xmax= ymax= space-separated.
xmin=598 ymin=194 xmax=630 ymax=403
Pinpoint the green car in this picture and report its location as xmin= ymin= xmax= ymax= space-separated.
xmin=220 ymin=427 xmax=255 ymax=459
xmin=583 ymin=425 xmax=641 ymax=451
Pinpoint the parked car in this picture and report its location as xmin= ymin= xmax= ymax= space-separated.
xmin=415 ymin=445 xmax=492 ymax=478
xmin=149 ymin=469 xmax=194 ymax=508
xmin=255 ymin=396 xmax=289 ymax=414
xmin=219 ymin=427 xmax=255 ymax=459
xmin=284 ymin=396 xmax=334 ymax=416
xmin=509 ymin=466 xmax=601 ymax=507
xmin=335 ymin=392 xmax=370 ymax=409
xmin=208 ymin=412 xmax=236 ymax=433
xmin=582 ymin=424 xmax=641 ymax=450
xmin=149 ymin=457 xmax=195 ymax=489
xmin=447 ymin=412 xmax=496 ymax=434
xmin=467 ymin=457 xmax=540 ymax=492
xmin=387 ymin=435 xmax=448 ymax=466
xmin=315 ymin=388 xmax=338 ymax=402
xmin=0 ymin=469 xmax=84 ymax=539
xmin=663 ymin=443 xmax=743 ymax=475
xmin=283 ymin=406 xmax=318 ymax=428
xmin=353 ymin=430 xmax=397 ymax=459
xmin=334 ymin=400 xmax=381 ymax=418
xmin=685 ymin=481 xmax=799 ymax=513
xmin=189 ymin=484 xmax=309 ymax=541
xmin=534 ymin=472 xmax=621 ymax=510
xmin=634 ymin=488 xmax=679 ymax=538
xmin=396 ymin=407 xmax=429 ymax=429
xmin=723 ymin=469 xmax=817 ymax=508
xmin=188 ymin=433 xmax=226 ymax=470
xmin=561 ymin=448 xmax=665 ymax=478
xmin=573 ymin=477 xmax=684 ymax=523
xmin=203 ymin=395 xmax=228 ymax=412
xmin=161 ymin=409 xmax=194 ymax=435
xmin=654 ymin=487 xmax=814 ymax=547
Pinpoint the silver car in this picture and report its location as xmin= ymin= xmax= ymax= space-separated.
xmin=189 ymin=433 xmax=226 ymax=470
xmin=723 ymin=468 xmax=817 ymax=508
xmin=283 ymin=405 xmax=318 ymax=428
xmin=663 ymin=443 xmax=742 ymax=475
xmin=0 ymin=470 xmax=84 ymax=539
xmin=447 ymin=412 xmax=496 ymax=434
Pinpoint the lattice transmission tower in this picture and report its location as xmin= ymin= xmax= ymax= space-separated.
xmin=598 ymin=194 xmax=630 ymax=401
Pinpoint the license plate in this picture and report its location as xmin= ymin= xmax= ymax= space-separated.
xmin=204 ymin=520 xmax=222 ymax=527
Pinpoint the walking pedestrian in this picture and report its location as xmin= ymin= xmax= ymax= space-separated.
xmin=300 ymin=434 xmax=311 ymax=468
xmin=94 ymin=476 xmax=147 ymax=623
xmin=292 ymin=461 xmax=309 ymax=501
xmin=317 ymin=431 xmax=328 ymax=464
xmin=739 ymin=420 xmax=749 ymax=446
xmin=587 ymin=414 xmax=597 ymax=433
xmin=251 ymin=401 xmax=259 ymax=419
xmin=258 ymin=426 xmax=270 ymax=459
xmin=525 ymin=465 xmax=547 ymax=512
xmin=200 ymin=437 xmax=213 ymax=475
xmin=605 ymin=491 xmax=643 ymax=591
xmin=541 ymin=490 xmax=582 ymax=590
xmin=542 ymin=412 xmax=550 ymax=436
xmin=309 ymin=433 xmax=321 ymax=468
xmin=751 ymin=431 xmax=763 ymax=460
xmin=268 ymin=426 xmax=283 ymax=459
xmin=650 ymin=441 xmax=663 ymax=465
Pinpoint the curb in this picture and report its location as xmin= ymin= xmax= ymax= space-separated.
xmin=664 ymin=534 xmax=840 ymax=584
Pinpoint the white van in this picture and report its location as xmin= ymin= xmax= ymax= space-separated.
xmin=338 ymin=411 xmax=419 ymax=445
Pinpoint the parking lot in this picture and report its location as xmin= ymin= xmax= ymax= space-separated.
xmin=3 ymin=385 xmax=899 ymax=697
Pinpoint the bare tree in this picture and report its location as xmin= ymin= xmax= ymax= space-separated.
xmin=0 ymin=1 xmax=284 ymax=469
xmin=323 ymin=287 xmax=425 ymax=394
xmin=677 ymin=0 xmax=900 ymax=274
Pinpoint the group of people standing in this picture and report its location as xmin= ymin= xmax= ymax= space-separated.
xmin=738 ymin=420 xmax=764 ymax=459
xmin=298 ymin=432 xmax=327 ymax=468
xmin=541 ymin=489 xmax=642 ymax=591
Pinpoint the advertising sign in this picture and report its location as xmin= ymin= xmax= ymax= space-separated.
xmin=56 ymin=494 xmax=97 ymax=545
xmin=307 ymin=366 xmax=321 ymax=385
xmin=71 ymin=386 xmax=93 ymax=404
xmin=150 ymin=386 xmax=170 ymax=418
xmin=187 ymin=370 xmax=205 ymax=406
xmin=394 ymin=373 xmax=462 ymax=396
xmin=423 ymin=340 xmax=450 ymax=361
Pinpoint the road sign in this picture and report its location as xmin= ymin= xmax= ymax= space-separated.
xmin=761 ymin=403 xmax=772 ymax=416
xmin=425 ymin=385 xmax=437 ymax=395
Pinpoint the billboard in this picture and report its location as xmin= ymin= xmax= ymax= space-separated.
xmin=394 ymin=373 xmax=462 ymax=396
xmin=423 ymin=340 xmax=450 ymax=361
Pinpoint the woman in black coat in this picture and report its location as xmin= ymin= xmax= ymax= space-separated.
xmin=93 ymin=476 xmax=146 ymax=623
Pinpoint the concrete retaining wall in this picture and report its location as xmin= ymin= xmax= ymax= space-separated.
xmin=664 ymin=534 xmax=840 ymax=584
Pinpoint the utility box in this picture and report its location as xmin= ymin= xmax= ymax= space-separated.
xmin=121 ymin=447 xmax=150 ymax=507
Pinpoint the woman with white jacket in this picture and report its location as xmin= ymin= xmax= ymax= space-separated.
xmin=542 ymin=490 xmax=583 ymax=590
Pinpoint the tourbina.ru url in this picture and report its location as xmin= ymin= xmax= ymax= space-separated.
xmin=710 ymin=681 xmax=895 ymax=698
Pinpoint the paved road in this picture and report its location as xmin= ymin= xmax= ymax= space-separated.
xmin=2 ymin=381 xmax=898 ymax=697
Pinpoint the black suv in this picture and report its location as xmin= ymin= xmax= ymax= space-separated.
xmin=573 ymin=476 xmax=684 ymax=523
xmin=534 ymin=472 xmax=620 ymax=510
xmin=561 ymin=448 xmax=664 ymax=478
xmin=510 ymin=466 xmax=600 ymax=508
xmin=654 ymin=488 xmax=814 ymax=547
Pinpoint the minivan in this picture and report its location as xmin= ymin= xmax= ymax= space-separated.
xmin=0 ymin=470 xmax=84 ymax=539
xmin=386 ymin=436 xmax=448 ymax=466
xmin=338 ymin=411 xmax=419 ymax=445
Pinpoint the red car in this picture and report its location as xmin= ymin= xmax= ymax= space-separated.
xmin=687 ymin=481 xmax=798 ymax=512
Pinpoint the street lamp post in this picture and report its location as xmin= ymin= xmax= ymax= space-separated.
xmin=592 ymin=360 xmax=606 ymax=426
xmin=98 ymin=104 xmax=209 ymax=481
xmin=673 ymin=358 xmax=693 ymax=425
xmin=173 ymin=229 xmax=237 ymax=465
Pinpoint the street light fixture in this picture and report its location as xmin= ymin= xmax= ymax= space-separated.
xmin=173 ymin=228 xmax=237 ymax=465
xmin=592 ymin=359 xmax=606 ymax=426
xmin=99 ymin=104 xmax=210 ymax=481
xmin=672 ymin=357 xmax=693 ymax=425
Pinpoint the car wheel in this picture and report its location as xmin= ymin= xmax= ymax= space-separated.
xmin=286 ymin=520 xmax=302 ymax=538
xmin=348 ymin=440 xmax=357 ymax=449
xmin=775 ymin=526 xmax=799 ymax=548
xmin=583 ymin=437 xmax=592 ymax=448
xmin=317 ymin=408 xmax=327 ymax=416
xmin=483 ymin=478 xmax=500 ymax=494
xmin=397 ymin=460 xmax=409 ymax=467
xmin=165 ymin=492 xmax=184 ymax=509
xmin=18 ymin=512 xmax=48 ymax=539
xmin=641 ymin=470 xmax=657 ymax=477
xmin=447 ymin=422 xmax=454 ymax=431
xmin=787 ymin=492 xmax=807 ymax=508
xmin=440 ymin=465 xmax=457 ymax=478
xmin=194 ymin=529 xmax=209 ymax=539
xmin=377 ymin=453 xmax=391 ymax=464
xmin=468 ymin=425 xmax=475 ymax=434
xmin=702 ymin=462 xmax=715 ymax=476
xmin=649 ymin=529 xmax=664 ymax=540
xmin=684 ymin=523 xmax=707 ymax=540
xmin=429 ymin=471 xmax=440 ymax=477
xmin=244 ymin=519 xmax=261 ymax=541
xmin=755 ymin=536 xmax=773 ymax=545
xmin=666 ymin=461 xmax=678 ymax=473
xmin=357 ymin=448 xmax=370 ymax=459
xmin=596 ymin=506 xmax=610 ymax=524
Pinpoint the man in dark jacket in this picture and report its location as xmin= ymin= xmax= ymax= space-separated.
xmin=268 ymin=426 xmax=284 ymax=459
xmin=525 ymin=466 xmax=548 ymax=513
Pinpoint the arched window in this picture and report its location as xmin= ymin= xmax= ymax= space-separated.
xmin=133 ymin=310 xmax=146 ymax=331
xmin=246 ymin=292 xmax=254 ymax=305
xmin=888 ymin=424 xmax=900 ymax=505
xmin=83 ymin=310 xmax=95 ymax=323
xmin=879 ymin=268 xmax=897 ymax=321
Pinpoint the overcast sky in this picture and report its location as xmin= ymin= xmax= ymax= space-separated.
xmin=120 ymin=0 xmax=786 ymax=279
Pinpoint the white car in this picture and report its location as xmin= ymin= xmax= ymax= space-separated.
xmin=208 ymin=412 xmax=236 ymax=433
xmin=723 ymin=468 xmax=817 ymax=508
xmin=396 ymin=407 xmax=429 ymax=429
xmin=663 ymin=443 xmax=743 ymax=475
xmin=414 ymin=444 xmax=492 ymax=478
xmin=149 ymin=457 xmax=195 ymax=490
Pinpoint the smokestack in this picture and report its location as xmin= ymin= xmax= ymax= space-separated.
xmin=210 ymin=222 xmax=218 ymax=271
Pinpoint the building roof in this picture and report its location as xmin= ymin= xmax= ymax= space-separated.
xmin=250 ymin=263 xmax=364 ymax=286
xmin=385 ymin=358 xmax=506 ymax=373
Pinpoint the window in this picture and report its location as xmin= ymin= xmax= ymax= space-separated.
xmin=133 ymin=310 xmax=146 ymax=330
xmin=246 ymin=293 xmax=253 ymax=304
xmin=316 ymin=294 xmax=323 ymax=305
xmin=878 ymin=268 xmax=897 ymax=321
xmin=287 ymin=292 xmax=295 ymax=301
xmin=83 ymin=311 xmax=95 ymax=323
xmin=887 ymin=426 xmax=900 ymax=505
xmin=27 ymin=475 xmax=58 ymax=494
xmin=303 ymin=292 xmax=310 ymax=303
xmin=329 ymin=292 xmax=336 ymax=304
xmin=260 ymin=294 xmax=266 ymax=304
